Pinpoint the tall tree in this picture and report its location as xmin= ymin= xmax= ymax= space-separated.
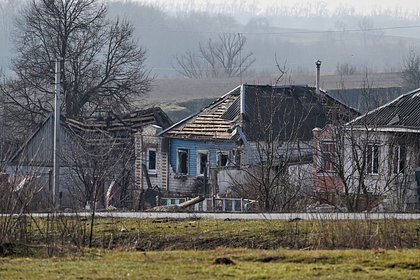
xmin=3 ymin=0 xmax=152 ymax=129
xmin=61 ymin=126 xmax=133 ymax=247
xmin=175 ymin=33 xmax=255 ymax=78
xmin=402 ymin=49 xmax=420 ymax=91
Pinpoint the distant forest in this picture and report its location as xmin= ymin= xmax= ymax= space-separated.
xmin=1 ymin=0 xmax=420 ymax=77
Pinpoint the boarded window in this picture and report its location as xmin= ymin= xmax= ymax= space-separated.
xmin=177 ymin=149 xmax=189 ymax=174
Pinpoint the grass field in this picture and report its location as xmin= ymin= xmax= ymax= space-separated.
xmin=1 ymin=217 xmax=420 ymax=279
xmin=41 ymin=217 xmax=420 ymax=250
xmin=1 ymin=249 xmax=419 ymax=279
xmin=2 ymin=217 xmax=420 ymax=252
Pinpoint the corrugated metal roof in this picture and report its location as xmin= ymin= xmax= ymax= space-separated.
xmin=221 ymin=95 xmax=240 ymax=121
xmin=349 ymin=88 xmax=420 ymax=129
xmin=164 ymin=84 xmax=358 ymax=141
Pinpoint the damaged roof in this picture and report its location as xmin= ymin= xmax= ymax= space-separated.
xmin=349 ymin=88 xmax=420 ymax=130
xmin=65 ymin=107 xmax=173 ymax=135
xmin=10 ymin=107 xmax=172 ymax=164
xmin=63 ymin=107 xmax=173 ymax=147
xmin=163 ymin=84 xmax=358 ymax=141
xmin=163 ymin=87 xmax=240 ymax=140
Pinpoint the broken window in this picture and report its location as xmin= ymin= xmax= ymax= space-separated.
xmin=218 ymin=152 xmax=229 ymax=167
xmin=391 ymin=145 xmax=406 ymax=174
xmin=366 ymin=144 xmax=380 ymax=174
xmin=197 ymin=151 xmax=208 ymax=176
xmin=147 ymin=148 xmax=156 ymax=174
xmin=321 ymin=142 xmax=335 ymax=172
xmin=177 ymin=148 xmax=189 ymax=174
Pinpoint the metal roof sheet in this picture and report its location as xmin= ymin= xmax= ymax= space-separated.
xmin=164 ymin=84 xmax=358 ymax=141
xmin=349 ymin=88 xmax=420 ymax=128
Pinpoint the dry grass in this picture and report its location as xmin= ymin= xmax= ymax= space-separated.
xmin=1 ymin=217 xmax=420 ymax=256
xmin=1 ymin=248 xmax=419 ymax=279
xmin=1 ymin=217 xmax=420 ymax=279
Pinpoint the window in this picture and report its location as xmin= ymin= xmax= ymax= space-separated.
xmin=391 ymin=145 xmax=406 ymax=174
xmin=177 ymin=148 xmax=189 ymax=174
xmin=147 ymin=148 xmax=156 ymax=174
xmin=197 ymin=151 xmax=208 ymax=176
xmin=320 ymin=142 xmax=336 ymax=172
xmin=366 ymin=144 xmax=380 ymax=174
xmin=218 ymin=152 xmax=229 ymax=167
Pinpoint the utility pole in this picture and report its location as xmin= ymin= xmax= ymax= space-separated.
xmin=52 ymin=58 xmax=62 ymax=209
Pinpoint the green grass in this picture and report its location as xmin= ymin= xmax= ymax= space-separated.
xmin=72 ymin=217 xmax=420 ymax=250
xmin=2 ymin=218 xmax=420 ymax=279
xmin=1 ymin=249 xmax=419 ymax=279
xmin=2 ymin=217 xmax=420 ymax=252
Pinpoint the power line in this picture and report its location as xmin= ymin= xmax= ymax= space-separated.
xmin=240 ymin=24 xmax=420 ymax=35
xmin=137 ymin=24 xmax=420 ymax=36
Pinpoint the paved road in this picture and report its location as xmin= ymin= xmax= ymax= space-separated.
xmin=29 ymin=212 xmax=420 ymax=220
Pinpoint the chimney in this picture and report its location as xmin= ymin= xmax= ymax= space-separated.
xmin=315 ymin=60 xmax=321 ymax=95
xmin=240 ymin=84 xmax=245 ymax=115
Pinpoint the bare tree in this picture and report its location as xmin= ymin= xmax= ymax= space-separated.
xmin=336 ymin=63 xmax=356 ymax=76
xmin=62 ymin=126 xmax=134 ymax=247
xmin=228 ymin=65 xmax=317 ymax=212
xmin=314 ymin=77 xmax=417 ymax=212
xmin=2 ymin=0 xmax=152 ymax=132
xmin=314 ymin=123 xmax=417 ymax=212
xmin=240 ymin=90 xmax=313 ymax=211
xmin=175 ymin=33 xmax=255 ymax=78
xmin=223 ymin=62 xmax=357 ymax=212
xmin=402 ymin=49 xmax=420 ymax=91
xmin=0 ymin=143 xmax=48 ymax=247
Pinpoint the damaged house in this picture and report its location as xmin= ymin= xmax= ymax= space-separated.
xmin=8 ymin=107 xmax=172 ymax=209
xmin=136 ymin=84 xmax=357 ymax=211
xmin=313 ymin=88 xmax=420 ymax=211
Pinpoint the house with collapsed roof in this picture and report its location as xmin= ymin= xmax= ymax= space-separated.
xmin=135 ymin=84 xmax=358 ymax=207
xmin=9 ymin=107 xmax=172 ymax=209
xmin=313 ymin=88 xmax=420 ymax=211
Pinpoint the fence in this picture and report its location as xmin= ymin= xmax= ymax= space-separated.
xmin=161 ymin=197 xmax=250 ymax=212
